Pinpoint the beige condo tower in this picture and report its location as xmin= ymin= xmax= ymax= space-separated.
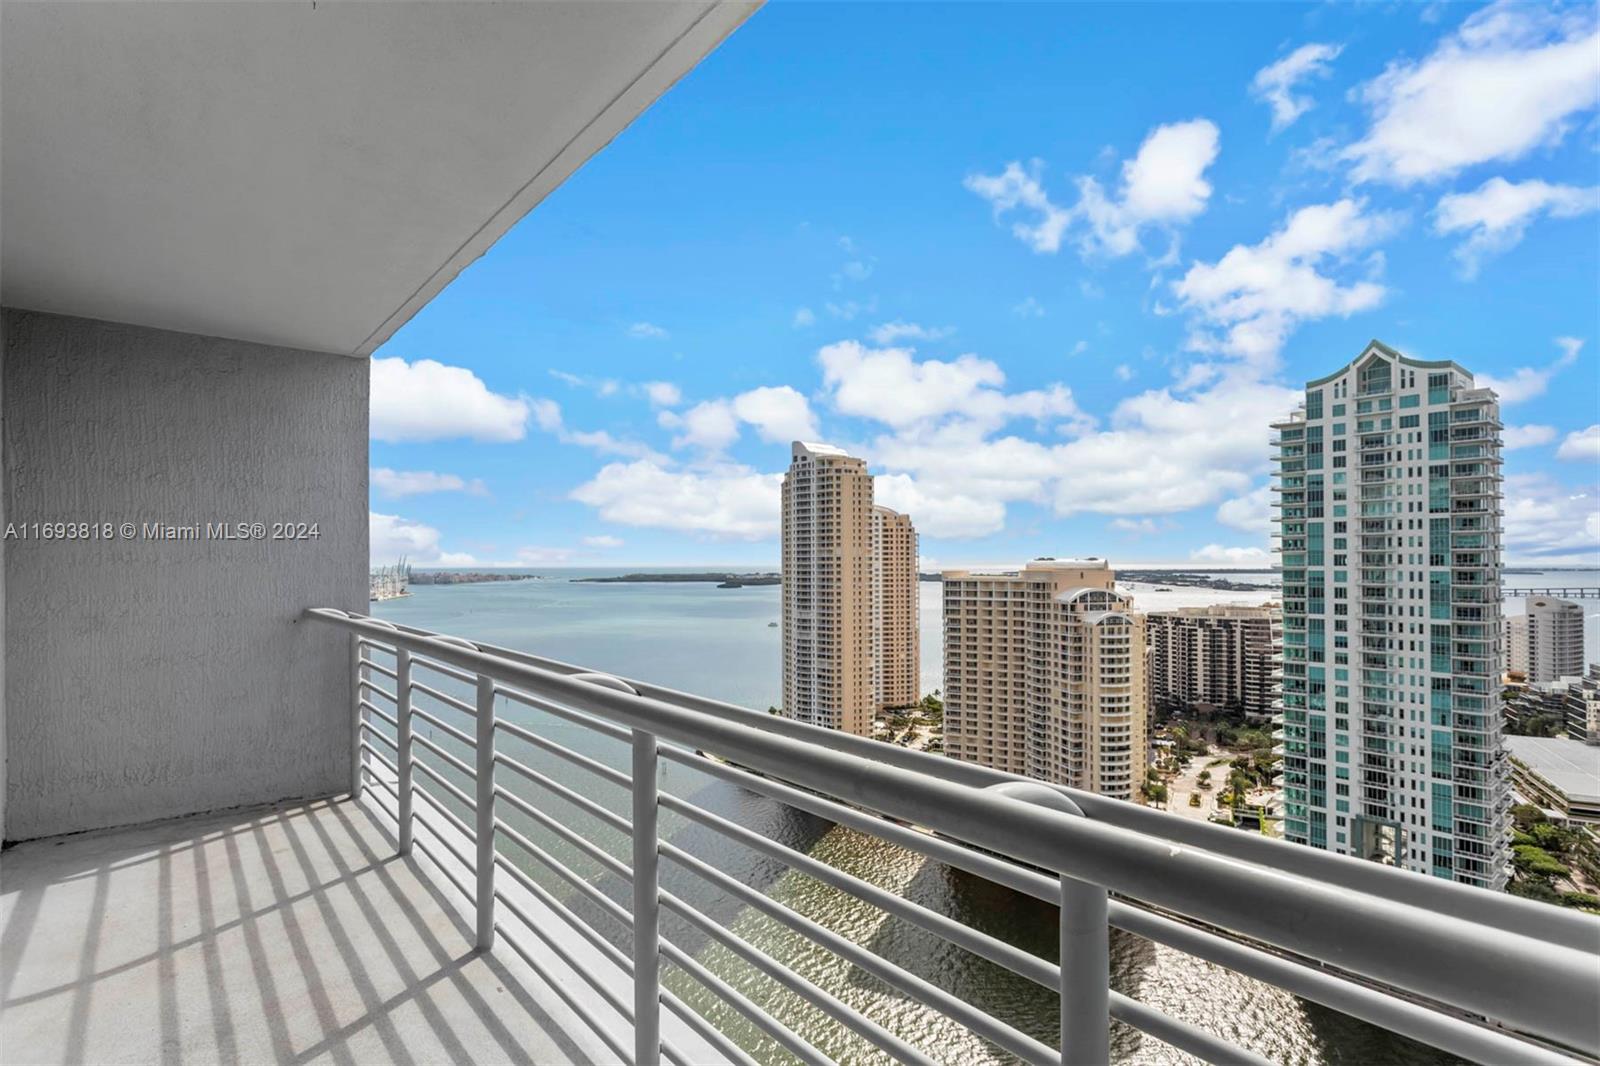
xmin=941 ymin=559 xmax=1148 ymax=800
xmin=781 ymin=442 xmax=920 ymax=736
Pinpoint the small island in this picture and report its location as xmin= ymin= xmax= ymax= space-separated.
xmin=408 ymin=571 xmax=538 ymax=585
xmin=574 ymin=572 xmax=781 ymax=588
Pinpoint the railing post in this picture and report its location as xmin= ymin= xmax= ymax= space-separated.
xmin=985 ymin=782 xmax=1109 ymax=1066
xmin=632 ymin=728 xmax=661 ymax=1066
xmin=396 ymin=648 xmax=414 ymax=855
xmin=350 ymin=635 xmax=365 ymax=799
xmin=474 ymin=674 xmax=496 ymax=951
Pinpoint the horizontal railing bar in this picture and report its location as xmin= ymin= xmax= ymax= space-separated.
xmin=494 ymin=718 xmax=633 ymax=789
xmin=491 ymin=874 xmax=693 ymax=1066
xmin=662 ymin=842 xmax=1055 ymax=1065
xmin=358 ymin=733 xmax=399 ymax=765
xmin=411 ymin=705 xmax=475 ymax=748
xmin=411 ymin=680 xmax=475 ymax=717
xmin=358 ymin=678 xmax=398 ymax=704
xmin=1110 ymin=993 xmax=1270 ymax=1066
xmin=497 ymin=836 xmax=633 ymax=934
xmin=358 ymin=701 xmax=399 ymax=732
xmin=658 ymin=887 xmax=936 ymax=1066
xmin=312 ymin=609 xmax=1599 ymax=1052
xmin=412 ymin=654 xmax=476 ymax=686
xmin=657 ymin=982 xmax=763 ymax=1066
xmin=359 ymin=657 xmax=399 ymax=681
xmin=661 ymin=792 xmax=1057 ymax=990
xmin=659 ymin=936 xmax=833 ymax=1066
xmin=666 ymin=746 xmax=1058 ymax=901
xmin=412 ymin=780 xmax=475 ymax=842
xmin=357 ymin=638 xmax=397 ymax=656
xmin=412 ymin=732 xmax=474 ymax=780
xmin=495 ymin=684 xmax=634 ymax=744
xmin=493 ymin=754 xmax=632 ymax=835
xmin=364 ymin=770 xmax=400 ymax=803
xmin=410 ymin=757 xmax=476 ymax=811
xmin=366 ymin=614 xmax=1583 ymax=948
xmin=495 ymin=810 xmax=631 ymax=885
xmin=412 ymin=837 xmax=474 ymax=905
xmin=414 ymin=809 xmax=476 ymax=875
xmin=494 ymin=920 xmax=635 ymax=1066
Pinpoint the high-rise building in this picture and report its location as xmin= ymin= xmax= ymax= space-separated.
xmin=1504 ymin=596 xmax=1585 ymax=683
xmin=872 ymin=506 xmax=920 ymax=711
xmin=1147 ymin=604 xmax=1280 ymax=720
xmin=941 ymin=560 xmax=1147 ymax=800
xmin=780 ymin=442 xmax=920 ymax=735
xmin=1273 ymin=340 xmax=1510 ymax=890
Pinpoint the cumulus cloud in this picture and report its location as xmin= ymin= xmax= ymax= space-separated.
xmin=967 ymin=119 xmax=1221 ymax=258
xmin=1216 ymin=482 xmax=1273 ymax=532
xmin=371 ymin=357 xmax=529 ymax=443
xmin=370 ymin=511 xmax=475 ymax=566
xmin=1478 ymin=337 xmax=1581 ymax=404
xmin=1173 ymin=199 xmax=1402 ymax=367
xmin=372 ymin=468 xmax=488 ymax=498
xmin=1344 ymin=2 xmax=1600 ymax=185
xmin=1503 ymin=473 xmax=1600 ymax=563
xmin=570 ymin=461 xmax=783 ymax=540
xmin=1252 ymin=43 xmax=1343 ymax=131
xmin=627 ymin=322 xmax=669 ymax=339
xmin=530 ymin=397 xmax=665 ymax=461
xmin=643 ymin=381 xmax=682 ymax=407
xmin=659 ymin=386 xmax=820 ymax=452
xmin=659 ymin=400 xmax=741 ymax=452
xmin=1434 ymin=177 xmax=1600 ymax=277
xmin=1190 ymin=544 xmax=1272 ymax=566
xmin=1557 ymin=425 xmax=1600 ymax=462
xmin=869 ymin=321 xmax=956 ymax=345
xmin=1501 ymin=424 xmax=1558 ymax=451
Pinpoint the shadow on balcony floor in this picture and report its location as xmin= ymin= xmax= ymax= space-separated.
xmin=1 ymin=796 xmax=591 ymax=1065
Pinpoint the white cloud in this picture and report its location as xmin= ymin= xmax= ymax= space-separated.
xmin=370 ymin=357 xmax=529 ymax=443
xmin=964 ymin=161 xmax=1073 ymax=253
xmin=1216 ymin=482 xmax=1273 ymax=532
xmin=370 ymin=511 xmax=476 ymax=566
xmin=793 ymin=307 xmax=817 ymax=328
xmin=570 ymin=461 xmax=782 ymax=540
xmin=531 ymin=397 xmax=665 ymax=461
xmin=1503 ymin=473 xmax=1600 ymax=563
xmin=1190 ymin=544 xmax=1272 ymax=565
xmin=1344 ymin=2 xmax=1600 ymax=185
xmin=1557 ymin=425 xmax=1600 ymax=462
xmin=372 ymin=468 xmax=488 ymax=498
xmin=1252 ymin=43 xmax=1343 ymax=131
xmin=1434 ymin=177 xmax=1600 ymax=276
xmin=549 ymin=369 xmax=622 ymax=397
xmin=582 ymin=534 xmax=625 ymax=549
xmin=868 ymin=321 xmax=956 ymax=345
xmin=1478 ymin=337 xmax=1581 ymax=404
xmin=874 ymin=472 xmax=1006 ymax=539
xmin=659 ymin=400 xmax=741 ymax=452
xmin=1501 ymin=424 xmax=1558 ymax=451
xmin=627 ymin=322 xmax=669 ymax=340
xmin=732 ymin=386 xmax=820 ymax=443
xmin=967 ymin=119 xmax=1220 ymax=259
xmin=1012 ymin=297 xmax=1046 ymax=318
xmin=1174 ymin=199 xmax=1402 ymax=367
xmin=643 ymin=381 xmax=682 ymax=408
xmin=818 ymin=340 xmax=1091 ymax=435
xmin=1115 ymin=364 xmax=1134 ymax=382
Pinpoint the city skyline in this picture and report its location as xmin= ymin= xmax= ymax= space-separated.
xmin=367 ymin=2 xmax=1599 ymax=571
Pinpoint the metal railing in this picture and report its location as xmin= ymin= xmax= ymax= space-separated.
xmin=307 ymin=608 xmax=1600 ymax=1066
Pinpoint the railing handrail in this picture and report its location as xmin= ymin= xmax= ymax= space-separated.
xmin=353 ymin=611 xmax=1585 ymax=945
xmin=309 ymin=607 xmax=1600 ymax=1059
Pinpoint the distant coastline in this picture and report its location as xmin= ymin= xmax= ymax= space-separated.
xmin=409 ymin=571 xmax=538 ymax=585
xmin=574 ymin=572 xmax=781 ymax=588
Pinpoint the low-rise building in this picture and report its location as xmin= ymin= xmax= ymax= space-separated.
xmin=1505 ymin=736 xmax=1600 ymax=824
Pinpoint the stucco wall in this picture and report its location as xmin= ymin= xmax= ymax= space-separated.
xmin=2 ymin=309 xmax=367 ymax=841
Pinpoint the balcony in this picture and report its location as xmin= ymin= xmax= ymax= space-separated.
xmin=13 ymin=611 xmax=1597 ymax=1066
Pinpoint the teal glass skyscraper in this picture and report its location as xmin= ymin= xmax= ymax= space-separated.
xmin=1274 ymin=341 xmax=1509 ymax=890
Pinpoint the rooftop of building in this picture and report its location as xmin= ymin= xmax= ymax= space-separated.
xmin=1301 ymin=340 xmax=1471 ymax=390
xmin=1146 ymin=603 xmax=1280 ymax=618
xmin=791 ymin=440 xmax=856 ymax=460
xmin=1505 ymin=736 xmax=1600 ymax=805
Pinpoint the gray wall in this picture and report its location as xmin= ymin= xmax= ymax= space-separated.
xmin=2 ymin=310 xmax=367 ymax=841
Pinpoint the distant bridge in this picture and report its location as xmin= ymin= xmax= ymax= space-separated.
xmin=1502 ymin=588 xmax=1600 ymax=599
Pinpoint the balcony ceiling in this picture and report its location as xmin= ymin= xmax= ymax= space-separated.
xmin=0 ymin=1 xmax=756 ymax=356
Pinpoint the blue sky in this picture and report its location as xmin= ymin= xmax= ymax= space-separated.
xmin=370 ymin=1 xmax=1600 ymax=570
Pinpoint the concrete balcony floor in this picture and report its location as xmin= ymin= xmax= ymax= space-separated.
xmin=1 ymin=797 xmax=589 ymax=1065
